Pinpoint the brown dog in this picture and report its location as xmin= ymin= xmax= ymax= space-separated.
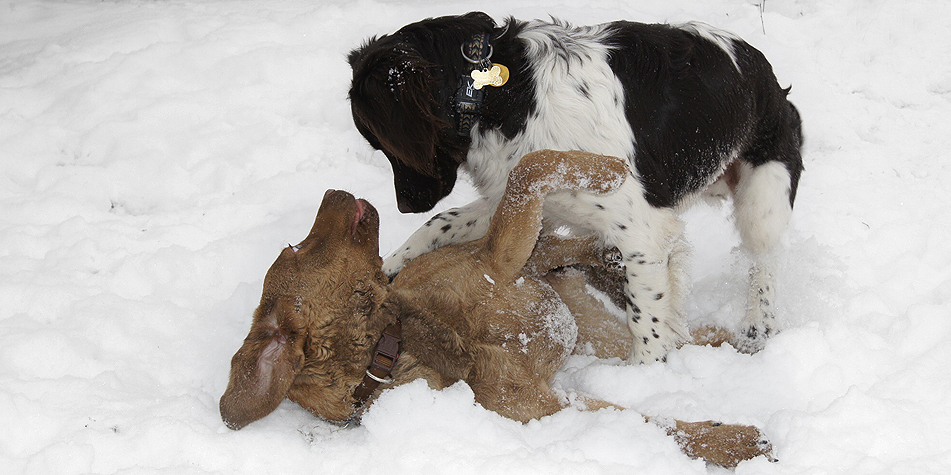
xmin=220 ymin=150 xmax=774 ymax=467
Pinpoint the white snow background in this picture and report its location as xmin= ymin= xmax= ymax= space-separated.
xmin=2 ymin=0 xmax=950 ymax=473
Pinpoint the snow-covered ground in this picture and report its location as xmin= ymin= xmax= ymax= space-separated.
xmin=2 ymin=0 xmax=949 ymax=473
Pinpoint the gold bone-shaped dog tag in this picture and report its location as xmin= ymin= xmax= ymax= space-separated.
xmin=471 ymin=64 xmax=510 ymax=90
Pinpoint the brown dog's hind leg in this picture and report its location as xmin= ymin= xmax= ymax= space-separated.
xmin=652 ymin=418 xmax=777 ymax=468
xmin=480 ymin=150 xmax=628 ymax=282
xmin=466 ymin=345 xmax=566 ymax=423
xmin=566 ymin=396 xmax=775 ymax=467
xmin=689 ymin=325 xmax=736 ymax=348
xmin=543 ymin=268 xmax=630 ymax=359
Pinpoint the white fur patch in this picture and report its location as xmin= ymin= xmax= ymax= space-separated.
xmin=677 ymin=21 xmax=741 ymax=72
xmin=732 ymin=161 xmax=793 ymax=256
xmin=466 ymin=21 xmax=637 ymax=201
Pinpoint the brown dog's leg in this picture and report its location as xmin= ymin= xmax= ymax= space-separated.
xmin=524 ymin=235 xmax=607 ymax=274
xmin=480 ymin=150 xmax=628 ymax=281
xmin=569 ymin=397 xmax=775 ymax=467
xmin=690 ymin=325 xmax=736 ymax=348
xmin=467 ymin=346 xmax=566 ymax=423
xmin=542 ymin=268 xmax=773 ymax=467
xmin=649 ymin=417 xmax=776 ymax=468
xmin=543 ymin=268 xmax=630 ymax=359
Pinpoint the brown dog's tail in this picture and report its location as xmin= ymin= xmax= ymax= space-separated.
xmin=482 ymin=150 xmax=627 ymax=280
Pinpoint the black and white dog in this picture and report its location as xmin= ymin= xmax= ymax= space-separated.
xmin=348 ymin=12 xmax=803 ymax=363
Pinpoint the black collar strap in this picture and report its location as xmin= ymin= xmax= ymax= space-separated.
xmin=461 ymin=33 xmax=494 ymax=71
xmin=453 ymin=33 xmax=493 ymax=136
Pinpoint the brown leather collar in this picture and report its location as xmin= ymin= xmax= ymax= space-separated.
xmin=351 ymin=321 xmax=402 ymax=410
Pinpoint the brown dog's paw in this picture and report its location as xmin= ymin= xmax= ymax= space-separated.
xmin=672 ymin=420 xmax=776 ymax=468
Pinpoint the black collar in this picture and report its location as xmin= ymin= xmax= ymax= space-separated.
xmin=452 ymin=33 xmax=493 ymax=136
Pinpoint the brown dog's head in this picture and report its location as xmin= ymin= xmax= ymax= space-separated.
xmin=220 ymin=190 xmax=391 ymax=429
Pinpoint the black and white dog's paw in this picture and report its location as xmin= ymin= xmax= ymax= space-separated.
xmin=735 ymin=321 xmax=776 ymax=354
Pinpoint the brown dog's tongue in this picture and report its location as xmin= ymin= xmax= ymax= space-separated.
xmin=350 ymin=199 xmax=366 ymax=235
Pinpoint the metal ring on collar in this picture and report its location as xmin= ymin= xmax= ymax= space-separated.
xmin=461 ymin=43 xmax=493 ymax=64
xmin=494 ymin=23 xmax=510 ymax=39
xmin=365 ymin=369 xmax=394 ymax=385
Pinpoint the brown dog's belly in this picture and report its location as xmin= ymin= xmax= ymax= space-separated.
xmin=398 ymin=247 xmax=577 ymax=360
xmin=494 ymin=276 xmax=577 ymax=366
xmin=393 ymin=244 xmax=578 ymax=407
xmin=449 ymin=276 xmax=578 ymax=421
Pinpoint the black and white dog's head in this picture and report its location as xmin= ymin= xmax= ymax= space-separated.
xmin=348 ymin=12 xmax=499 ymax=213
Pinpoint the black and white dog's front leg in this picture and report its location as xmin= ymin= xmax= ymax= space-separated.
xmin=382 ymin=198 xmax=496 ymax=277
xmin=615 ymin=228 xmax=691 ymax=364
xmin=589 ymin=184 xmax=690 ymax=364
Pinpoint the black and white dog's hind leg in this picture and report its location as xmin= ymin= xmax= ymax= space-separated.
xmin=729 ymin=95 xmax=803 ymax=353
xmin=731 ymin=160 xmax=796 ymax=353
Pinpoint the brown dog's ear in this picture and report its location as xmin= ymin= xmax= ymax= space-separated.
xmin=220 ymin=301 xmax=305 ymax=430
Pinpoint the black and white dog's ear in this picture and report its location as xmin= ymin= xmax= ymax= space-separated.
xmin=349 ymin=45 xmax=446 ymax=174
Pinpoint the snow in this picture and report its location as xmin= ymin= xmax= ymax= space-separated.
xmin=1 ymin=0 xmax=949 ymax=473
